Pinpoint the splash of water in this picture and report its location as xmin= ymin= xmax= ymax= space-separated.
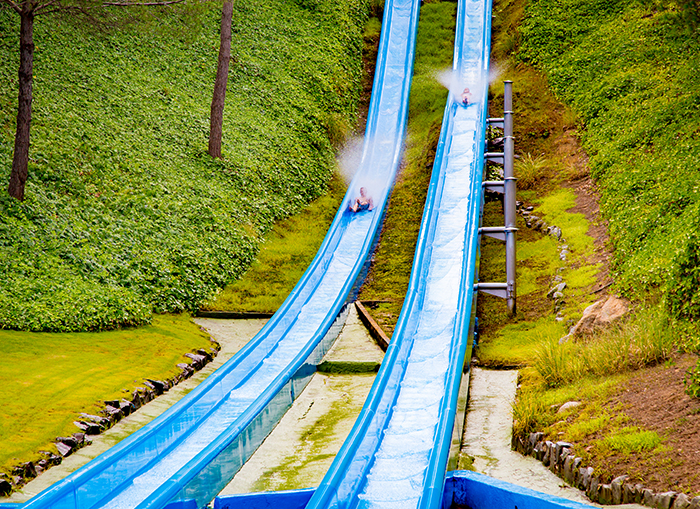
xmin=434 ymin=66 xmax=506 ymax=104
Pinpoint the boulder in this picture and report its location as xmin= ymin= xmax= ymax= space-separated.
xmin=598 ymin=484 xmax=613 ymax=505
xmin=643 ymin=489 xmax=656 ymax=507
xmin=689 ymin=496 xmax=700 ymax=509
xmin=184 ymin=353 xmax=207 ymax=370
xmin=13 ymin=462 xmax=36 ymax=479
xmin=673 ymin=493 xmax=691 ymax=509
xmin=656 ymin=492 xmax=677 ymax=509
xmin=104 ymin=405 xmax=124 ymax=423
xmin=56 ymin=436 xmax=78 ymax=448
xmin=570 ymin=296 xmax=630 ymax=339
xmin=623 ymin=482 xmax=639 ymax=504
xmin=74 ymin=420 xmax=101 ymax=435
xmin=548 ymin=226 xmax=562 ymax=240
xmin=120 ymin=399 xmax=135 ymax=416
xmin=611 ymin=475 xmax=628 ymax=505
xmin=547 ymin=282 xmax=567 ymax=299
xmin=557 ymin=401 xmax=582 ymax=414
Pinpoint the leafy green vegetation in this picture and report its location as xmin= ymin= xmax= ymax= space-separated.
xmin=203 ymin=175 xmax=346 ymax=313
xmin=685 ymin=358 xmax=700 ymax=398
xmin=517 ymin=0 xmax=700 ymax=319
xmin=601 ymin=427 xmax=664 ymax=455
xmin=0 ymin=0 xmax=369 ymax=331
xmin=358 ymin=0 xmax=456 ymax=334
xmin=0 ymin=314 xmax=212 ymax=474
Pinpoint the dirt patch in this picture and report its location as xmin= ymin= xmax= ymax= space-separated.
xmin=581 ymin=354 xmax=700 ymax=496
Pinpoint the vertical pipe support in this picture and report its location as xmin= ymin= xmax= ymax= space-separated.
xmin=503 ymin=81 xmax=517 ymax=315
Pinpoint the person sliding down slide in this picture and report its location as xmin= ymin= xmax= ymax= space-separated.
xmin=461 ymin=87 xmax=472 ymax=106
xmin=348 ymin=187 xmax=374 ymax=213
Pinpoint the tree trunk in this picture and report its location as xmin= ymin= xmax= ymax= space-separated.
xmin=8 ymin=9 xmax=35 ymax=201
xmin=208 ymin=1 xmax=233 ymax=159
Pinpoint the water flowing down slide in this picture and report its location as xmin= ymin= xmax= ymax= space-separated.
xmin=305 ymin=0 xmax=493 ymax=508
xmin=18 ymin=2 xmax=421 ymax=509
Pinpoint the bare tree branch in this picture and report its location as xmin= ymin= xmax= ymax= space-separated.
xmin=102 ymin=0 xmax=184 ymax=6
xmin=0 ymin=0 xmax=23 ymax=14
xmin=36 ymin=4 xmax=91 ymax=16
xmin=34 ymin=0 xmax=62 ymax=14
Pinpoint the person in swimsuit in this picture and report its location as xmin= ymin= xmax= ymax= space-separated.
xmin=349 ymin=187 xmax=374 ymax=213
xmin=461 ymin=87 xmax=472 ymax=105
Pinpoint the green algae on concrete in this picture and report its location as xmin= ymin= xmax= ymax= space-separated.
xmin=219 ymin=373 xmax=375 ymax=494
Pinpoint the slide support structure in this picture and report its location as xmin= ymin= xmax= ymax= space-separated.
xmin=477 ymin=80 xmax=517 ymax=315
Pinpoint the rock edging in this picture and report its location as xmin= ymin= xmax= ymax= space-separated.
xmin=2 ymin=339 xmax=220 ymax=496
xmin=513 ymin=432 xmax=700 ymax=508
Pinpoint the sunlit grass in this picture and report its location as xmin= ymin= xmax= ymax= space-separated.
xmin=0 ymin=314 xmax=212 ymax=474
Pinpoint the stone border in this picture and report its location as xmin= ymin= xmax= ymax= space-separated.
xmin=513 ymin=432 xmax=700 ymax=508
xmin=515 ymin=200 xmax=574 ymax=326
xmin=0 ymin=338 xmax=220 ymax=496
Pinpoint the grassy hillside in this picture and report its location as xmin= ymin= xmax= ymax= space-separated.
xmin=517 ymin=0 xmax=700 ymax=321
xmin=0 ymin=0 xmax=369 ymax=332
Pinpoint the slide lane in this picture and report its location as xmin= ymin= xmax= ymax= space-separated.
xmin=19 ymin=1 xmax=421 ymax=509
xmin=305 ymin=0 xmax=492 ymax=508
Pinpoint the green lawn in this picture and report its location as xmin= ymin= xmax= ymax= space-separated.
xmin=0 ymin=314 xmax=212 ymax=473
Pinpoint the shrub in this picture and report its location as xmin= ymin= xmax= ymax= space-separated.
xmin=515 ymin=153 xmax=551 ymax=190
xmin=0 ymin=0 xmax=370 ymax=331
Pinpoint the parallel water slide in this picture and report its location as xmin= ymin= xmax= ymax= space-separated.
xmin=304 ymin=0 xmax=493 ymax=507
xmin=17 ymin=1 xmax=421 ymax=509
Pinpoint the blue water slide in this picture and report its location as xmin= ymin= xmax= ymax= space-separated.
xmin=18 ymin=2 xmax=421 ymax=509
xmin=305 ymin=0 xmax=493 ymax=508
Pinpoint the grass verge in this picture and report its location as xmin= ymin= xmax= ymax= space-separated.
xmin=0 ymin=314 xmax=212 ymax=476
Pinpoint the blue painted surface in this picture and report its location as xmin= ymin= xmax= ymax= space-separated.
xmin=446 ymin=471 xmax=596 ymax=509
xmin=302 ymin=0 xmax=494 ymax=507
xmin=213 ymin=488 xmax=314 ymax=509
xmin=212 ymin=472 xmax=597 ymax=509
xmin=14 ymin=0 xmax=420 ymax=508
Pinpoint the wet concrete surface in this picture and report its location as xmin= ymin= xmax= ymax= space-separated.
xmin=219 ymin=304 xmax=383 ymax=493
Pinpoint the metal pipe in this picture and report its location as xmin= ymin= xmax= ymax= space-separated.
xmin=503 ymin=80 xmax=517 ymax=315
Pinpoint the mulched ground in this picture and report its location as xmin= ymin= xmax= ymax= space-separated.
xmin=591 ymin=354 xmax=700 ymax=495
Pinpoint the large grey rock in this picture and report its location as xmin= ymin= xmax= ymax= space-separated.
xmin=581 ymin=466 xmax=594 ymax=491
xmin=570 ymin=296 xmax=630 ymax=339
xmin=55 ymin=442 xmax=73 ymax=457
xmin=74 ymin=420 xmax=101 ymax=435
xmin=673 ymin=493 xmax=691 ymax=509
xmin=598 ymin=484 xmax=613 ymax=505
xmin=587 ymin=476 xmax=600 ymax=500
xmin=643 ymin=489 xmax=656 ymax=507
xmin=0 ymin=479 xmax=11 ymax=496
xmin=623 ymin=483 xmax=639 ymax=504
xmin=543 ymin=441 xmax=554 ymax=466
xmin=689 ymin=496 xmax=700 ymax=509
xmin=557 ymin=401 xmax=582 ymax=413
xmin=656 ymin=492 xmax=677 ymax=509
xmin=611 ymin=475 xmax=628 ymax=505
xmin=120 ymin=399 xmax=135 ymax=416
xmin=549 ymin=226 xmax=562 ymax=240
